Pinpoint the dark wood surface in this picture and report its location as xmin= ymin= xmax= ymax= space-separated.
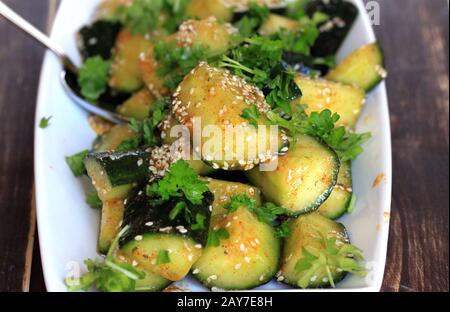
xmin=0 ymin=0 xmax=448 ymax=292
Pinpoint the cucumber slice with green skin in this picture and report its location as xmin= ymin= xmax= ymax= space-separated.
xmin=84 ymin=150 xmax=150 ymax=201
xmin=116 ymin=89 xmax=157 ymax=121
xmin=119 ymin=188 xmax=214 ymax=281
xmin=93 ymin=125 xmax=138 ymax=153
xmin=279 ymin=213 xmax=350 ymax=288
xmin=120 ymin=188 xmax=214 ymax=246
xmin=109 ymin=29 xmax=153 ymax=93
xmin=205 ymin=178 xmax=262 ymax=217
xmin=98 ymin=199 xmax=126 ymax=254
xmin=305 ymin=0 xmax=358 ymax=57
xmin=318 ymin=160 xmax=352 ymax=220
xmin=326 ymin=43 xmax=386 ymax=92
xmin=116 ymin=251 xmax=172 ymax=292
xmin=77 ymin=20 xmax=121 ymax=60
xmin=247 ymin=135 xmax=339 ymax=217
xmin=192 ymin=207 xmax=281 ymax=290
xmin=173 ymin=63 xmax=287 ymax=171
xmin=291 ymin=75 xmax=366 ymax=129
xmin=121 ymin=233 xmax=203 ymax=282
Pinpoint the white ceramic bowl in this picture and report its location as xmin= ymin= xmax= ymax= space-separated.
xmin=34 ymin=0 xmax=392 ymax=292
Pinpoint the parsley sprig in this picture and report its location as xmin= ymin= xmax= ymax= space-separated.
xmin=65 ymin=226 xmax=145 ymax=292
xmin=219 ymin=36 xmax=301 ymax=114
xmin=115 ymin=0 xmax=189 ymax=35
xmin=154 ymin=41 xmax=213 ymax=91
xmin=268 ymin=107 xmax=371 ymax=161
xmin=78 ymin=56 xmax=110 ymax=102
xmin=146 ymin=160 xmax=210 ymax=205
xmin=295 ymin=235 xmax=366 ymax=289
xmin=234 ymin=3 xmax=270 ymax=38
xmin=117 ymin=97 xmax=168 ymax=151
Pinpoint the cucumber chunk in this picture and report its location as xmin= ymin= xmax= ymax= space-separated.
xmin=98 ymin=199 xmax=125 ymax=254
xmin=119 ymin=187 xmax=214 ymax=281
xmin=116 ymin=88 xmax=157 ymax=121
xmin=280 ymin=213 xmax=359 ymax=288
xmin=318 ymin=160 xmax=352 ymax=220
xmin=292 ymin=75 xmax=366 ymax=129
xmin=173 ymin=63 xmax=287 ymax=170
xmin=109 ymin=29 xmax=153 ymax=93
xmin=192 ymin=207 xmax=281 ymax=290
xmin=93 ymin=124 xmax=137 ymax=153
xmin=247 ymin=135 xmax=339 ymax=216
xmin=186 ymin=0 xmax=233 ymax=22
xmin=326 ymin=43 xmax=386 ymax=92
xmin=206 ymin=178 xmax=262 ymax=217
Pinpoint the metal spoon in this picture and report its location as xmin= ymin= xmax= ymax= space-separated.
xmin=0 ymin=1 xmax=128 ymax=124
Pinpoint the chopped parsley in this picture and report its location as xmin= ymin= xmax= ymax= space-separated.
xmin=146 ymin=160 xmax=209 ymax=205
xmin=295 ymin=236 xmax=366 ymax=288
xmin=115 ymin=0 xmax=189 ymax=35
xmin=154 ymin=41 xmax=212 ymax=90
xmin=85 ymin=190 xmax=102 ymax=209
xmin=240 ymin=105 xmax=260 ymax=127
xmin=78 ymin=56 xmax=110 ymax=102
xmin=191 ymin=213 xmax=207 ymax=231
xmin=268 ymin=107 xmax=371 ymax=161
xmin=65 ymin=150 xmax=90 ymax=177
xmin=219 ymin=36 xmax=301 ymax=113
xmin=234 ymin=3 xmax=270 ymax=38
xmin=39 ymin=116 xmax=52 ymax=129
xmin=156 ymin=250 xmax=171 ymax=265
xmin=120 ymin=98 xmax=169 ymax=150
xmin=207 ymin=228 xmax=230 ymax=247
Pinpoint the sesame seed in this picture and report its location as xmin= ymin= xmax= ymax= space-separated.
xmin=145 ymin=221 xmax=154 ymax=227
xmin=234 ymin=263 xmax=242 ymax=270
xmin=134 ymin=235 xmax=143 ymax=241
xmin=192 ymin=268 xmax=200 ymax=274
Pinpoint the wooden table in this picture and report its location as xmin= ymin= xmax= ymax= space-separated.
xmin=0 ymin=0 xmax=448 ymax=292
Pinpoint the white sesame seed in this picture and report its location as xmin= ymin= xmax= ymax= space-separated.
xmin=134 ymin=235 xmax=143 ymax=241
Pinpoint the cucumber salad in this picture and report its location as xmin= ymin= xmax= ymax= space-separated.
xmin=63 ymin=0 xmax=386 ymax=292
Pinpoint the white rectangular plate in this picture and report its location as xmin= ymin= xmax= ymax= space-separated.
xmin=34 ymin=0 xmax=392 ymax=292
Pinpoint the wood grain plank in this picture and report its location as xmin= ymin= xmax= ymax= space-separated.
xmin=368 ymin=0 xmax=449 ymax=292
xmin=0 ymin=0 xmax=53 ymax=292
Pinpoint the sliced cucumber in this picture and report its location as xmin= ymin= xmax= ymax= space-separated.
xmin=247 ymin=135 xmax=339 ymax=216
xmin=280 ymin=213 xmax=351 ymax=288
xmin=206 ymin=178 xmax=262 ymax=217
xmin=192 ymin=206 xmax=281 ymax=290
xmin=99 ymin=199 xmax=125 ymax=254
xmin=119 ymin=188 xmax=214 ymax=281
xmin=120 ymin=234 xmax=203 ymax=282
xmin=318 ymin=160 xmax=352 ymax=220
xmin=109 ymin=29 xmax=153 ymax=93
xmin=326 ymin=43 xmax=386 ymax=92
xmin=93 ymin=124 xmax=137 ymax=153
xmin=173 ymin=63 xmax=287 ymax=170
xmin=84 ymin=150 xmax=150 ymax=201
xmin=116 ymin=88 xmax=157 ymax=121
xmin=292 ymin=75 xmax=366 ymax=129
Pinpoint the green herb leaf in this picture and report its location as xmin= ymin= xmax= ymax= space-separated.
xmin=207 ymin=228 xmax=230 ymax=247
xmin=294 ymin=236 xmax=367 ymax=288
xmin=234 ymin=3 xmax=270 ymax=38
xmin=85 ymin=190 xmax=102 ymax=209
xmin=268 ymin=107 xmax=371 ymax=161
xmin=78 ymin=56 xmax=110 ymax=102
xmin=275 ymin=221 xmax=292 ymax=238
xmin=191 ymin=213 xmax=206 ymax=231
xmin=240 ymin=105 xmax=260 ymax=127
xmin=65 ymin=150 xmax=90 ymax=177
xmin=156 ymin=250 xmax=171 ymax=265
xmin=117 ymin=136 xmax=140 ymax=151
xmin=147 ymin=160 xmax=210 ymax=205
xmin=39 ymin=116 xmax=52 ymax=129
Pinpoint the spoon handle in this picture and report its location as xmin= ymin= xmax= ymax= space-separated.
xmin=0 ymin=1 xmax=77 ymax=72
